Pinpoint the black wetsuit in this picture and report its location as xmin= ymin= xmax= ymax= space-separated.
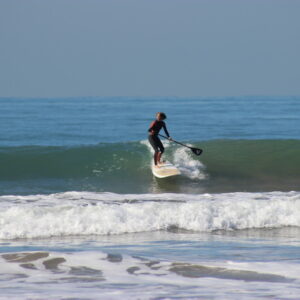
xmin=148 ymin=120 xmax=170 ymax=163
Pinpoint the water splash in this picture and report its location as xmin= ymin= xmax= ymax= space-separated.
xmin=172 ymin=146 xmax=207 ymax=180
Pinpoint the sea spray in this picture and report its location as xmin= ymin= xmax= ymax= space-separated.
xmin=172 ymin=146 xmax=207 ymax=180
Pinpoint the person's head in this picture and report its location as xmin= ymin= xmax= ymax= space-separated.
xmin=156 ymin=112 xmax=167 ymax=121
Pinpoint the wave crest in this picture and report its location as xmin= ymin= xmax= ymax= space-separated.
xmin=1 ymin=191 xmax=300 ymax=239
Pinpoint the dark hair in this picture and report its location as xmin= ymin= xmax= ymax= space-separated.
xmin=157 ymin=112 xmax=167 ymax=120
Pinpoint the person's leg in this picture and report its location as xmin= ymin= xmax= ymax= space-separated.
xmin=157 ymin=152 xmax=162 ymax=164
xmin=156 ymin=138 xmax=165 ymax=164
xmin=148 ymin=135 xmax=159 ymax=165
xmin=154 ymin=152 xmax=159 ymax=165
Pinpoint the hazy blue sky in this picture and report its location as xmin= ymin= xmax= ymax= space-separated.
xmin=0 ymin=0 xmax=299 ymax=98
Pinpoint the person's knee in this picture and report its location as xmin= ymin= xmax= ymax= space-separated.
xmin=160 ymin=148 xmax=165 ymax=154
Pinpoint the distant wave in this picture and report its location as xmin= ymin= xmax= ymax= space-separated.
xmin=1 ymin=191 xmax=300 ymax=239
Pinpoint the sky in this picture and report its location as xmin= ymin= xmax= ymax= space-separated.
xmin=0 ymin=0 xmax=300 ymax=98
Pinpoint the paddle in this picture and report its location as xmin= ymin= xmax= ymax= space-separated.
xmin=158 ymin=134 xmax=203 ymax=156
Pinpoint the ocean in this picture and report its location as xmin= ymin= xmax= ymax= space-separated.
xmin=0 ymin=97 xmax=300 ymax=299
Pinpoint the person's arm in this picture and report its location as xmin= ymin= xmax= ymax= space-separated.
xmin=162 ymin=122 xmax=170 ymax=138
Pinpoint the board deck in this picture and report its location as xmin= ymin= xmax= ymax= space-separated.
xmin=152 ymin=161 xmax=181 ymax=178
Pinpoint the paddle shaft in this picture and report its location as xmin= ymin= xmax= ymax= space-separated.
xmin=158 ymin=134 xmax=194 ymax=150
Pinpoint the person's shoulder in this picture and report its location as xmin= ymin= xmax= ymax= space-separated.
xmin=149 ymin=120 xmax=156 ymax=126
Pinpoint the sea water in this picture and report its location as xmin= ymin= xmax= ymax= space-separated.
xmin=0 ymin=97 xmax=300 ymax=299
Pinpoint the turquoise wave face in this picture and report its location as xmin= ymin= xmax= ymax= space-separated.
xmin=1 ymin=139 xmax=300 ymax=195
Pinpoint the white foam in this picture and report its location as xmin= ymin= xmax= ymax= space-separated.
xmin=1 ymin=191 xmax=300 ymax=239
xmin=172 ymin=146 xmax=207 ymax=180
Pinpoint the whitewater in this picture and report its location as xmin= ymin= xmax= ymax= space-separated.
xmin=1 ymin=191 xmax=300 ymax=239
xmin=1 ymin=97 xmax=300 ymax=299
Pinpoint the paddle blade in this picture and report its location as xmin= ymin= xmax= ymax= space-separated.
xmin=191 ymin=147 xmax=203 ymax=156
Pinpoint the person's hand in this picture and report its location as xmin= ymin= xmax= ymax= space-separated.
xmin=168 ymin=137 xmax=173 ymax=141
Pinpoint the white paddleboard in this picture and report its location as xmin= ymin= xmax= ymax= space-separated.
xmin=152 ymin=161 xmax=181 ymax=178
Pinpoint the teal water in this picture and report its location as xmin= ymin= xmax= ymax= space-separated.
xmin=0 ymin=139 xmax=300 ymax=195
